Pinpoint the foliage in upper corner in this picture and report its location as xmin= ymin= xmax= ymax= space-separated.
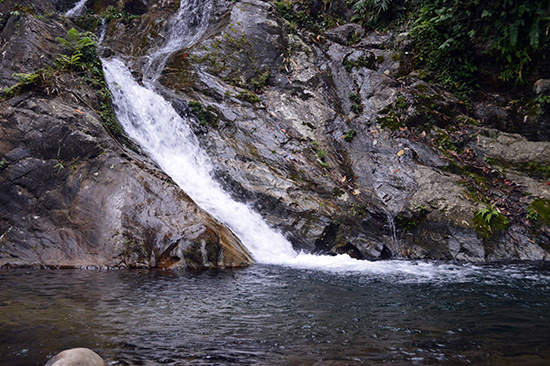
xmin=348 ymin=0 xmax=550 ymax=99
xmin=348 ymin=0 xmax=410 ymax=29
xmin=412 ymin=1 xmax=550 ymax=96
xmin=481 ymin=1 xmax=550 ymax=83
xmin=409 ymin=0 xmax=480 ymax=101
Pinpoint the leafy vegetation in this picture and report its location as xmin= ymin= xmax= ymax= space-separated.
xmin=349 ymin=0 xmax=409 ymax=29
xmin=0 ymin=160 xmax=8 ymax=172
xmin=343 ymin=129 xmax=357 ymax=142
xmin=473 ymin=204 xmax=510 ymax=240
xmin=57 ymin=28 xmax=123 ymax=138
xmin=236 ymin=91 xmax=261 ymax=104
xmin=310 ymin=140 xmax=330 ymax=169
xmin=408 ymin=0 xmax=479 ymax=100
xmin=482 ymin=1 xmax=550 ymax=83
xmin=274 ymin=0 xmax=344 ymax=33
xmin=348 ymin=0 xmax=550 ymax=99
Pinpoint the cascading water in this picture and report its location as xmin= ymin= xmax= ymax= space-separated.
xmin=103 ymin=58 xmax=296 ymax=264
xmin=101 ymin=0 xmax=478 ymax=277
xmin=141 ymin=0 xmax=213 ymax=86
xmin=65 ymin=0 xmax=87 ymax=17
xmin=102 ymin=0 xmax=298 ymax=265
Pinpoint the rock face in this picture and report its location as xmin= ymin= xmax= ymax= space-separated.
xmin=1 ymin=0 xmax=549 ymax=265
xmin=0 ymin=0 xmax=252 ymax=269
xmin=45 ymin=348 xmax=106 ymax=366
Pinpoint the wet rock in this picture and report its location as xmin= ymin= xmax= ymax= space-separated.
xmin=0 ymin=11 xmax=64 ymax=90
xmin=474 ymin=102 xmax=511 ymax=131
xmin=4 ymin=0 xmax=549 ymax=264
xmin=0 ymin=92 xmax=252 ymax=269
xmin=534 ymin=79 xmax=550 ymax=96
xmin=146 ymin=0 xmax=550 ymax=261
xmin=45 ymin=348 xmax=106 ymax=366
xmin=476 ymin=128 xmax=550 ymax=165
xmin=324 ymin=23 xmax=364 ymax=46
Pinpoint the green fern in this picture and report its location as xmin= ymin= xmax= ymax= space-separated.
xmin=56 ymin=28 xmax=96 ymax=54
xmin=476 ymin=205 xmax=500 ymax=225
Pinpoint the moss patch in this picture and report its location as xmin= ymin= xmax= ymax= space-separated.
xmin=236 ymin=91 xmax=260 ymax=104
xmin=472 ymin=206 xmax=510 ymax=241
xmin=528 ymin=199 xmax=550 ymax=226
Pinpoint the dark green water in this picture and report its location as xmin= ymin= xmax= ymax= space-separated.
xmin=1 ymin=262 xmax=550 ymax=365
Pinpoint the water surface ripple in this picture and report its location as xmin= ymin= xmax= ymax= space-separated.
xmin=1 ymin=263 xmax=549 ymax=365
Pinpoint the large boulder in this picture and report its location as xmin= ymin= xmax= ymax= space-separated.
xmin=0 ymin=91 xmax=252 ymax=269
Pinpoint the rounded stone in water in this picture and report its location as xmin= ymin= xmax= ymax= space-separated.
xmin=45 ymin=348 xmax=106 ymax=366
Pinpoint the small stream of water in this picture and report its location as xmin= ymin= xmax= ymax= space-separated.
xmin=64 ymin=0 xmax=87 ymax=17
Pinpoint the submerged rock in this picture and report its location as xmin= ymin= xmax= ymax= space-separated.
xmin=45 ymin=348 xmax=106 ymax=366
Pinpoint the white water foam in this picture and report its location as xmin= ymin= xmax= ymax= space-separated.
xmin=65 ymin=0 xmax=87 ymax=17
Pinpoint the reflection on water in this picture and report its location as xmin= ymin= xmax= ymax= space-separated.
xmin=1 ymin=262 xmax=550 ymax=365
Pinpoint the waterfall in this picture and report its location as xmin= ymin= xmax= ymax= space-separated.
xmin=102 ymin=0 xmax=301 ymax=264
xmin=99 ymin=0 xmax=383 ymax=268
xmin=103 ymin=58 xmax=296 ymax=264
xmin=101 ymin=0 xmax=477 ymax=276
xmin=65 ymin=0 xmax=87 ymax=17
xmin=384 ymin=208 xmax=398 ymax=247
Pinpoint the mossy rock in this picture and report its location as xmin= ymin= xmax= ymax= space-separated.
xmin=529 ymin=199 xmax=550 ymax=226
